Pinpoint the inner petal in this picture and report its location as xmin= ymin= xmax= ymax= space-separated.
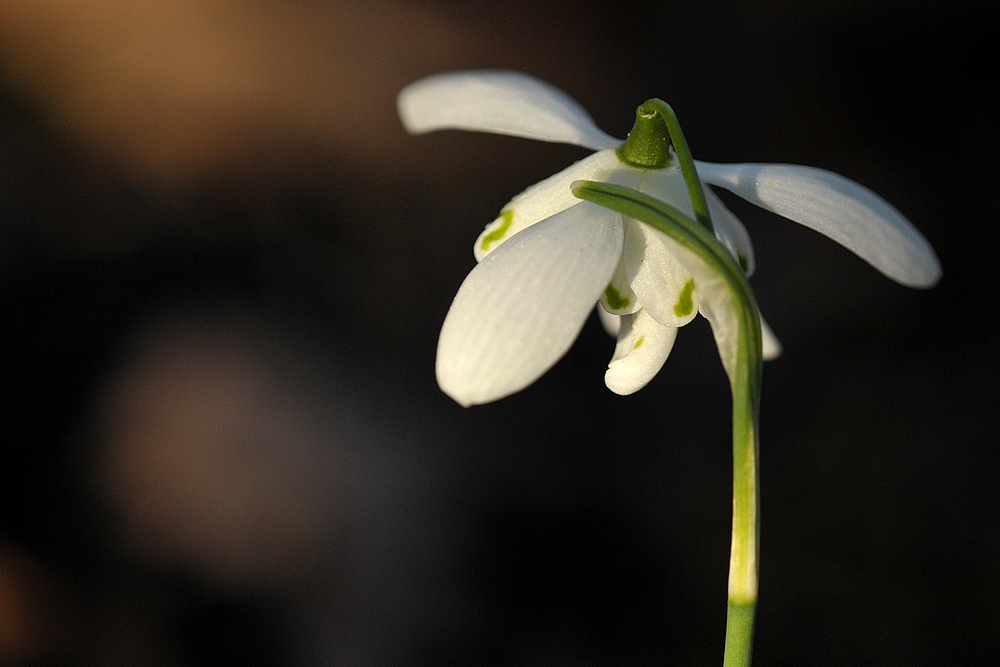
xmin=655 ymin=231 xmax=741 ymax=383
xmin=621 ymin=218 xmax=700 ymax=328
xmin=599 ymin=260 xmax=640 ymax=315
xmin=474 ymin=149 xmax=621 ymax=261
xmin=605 ymin=309 xmax=678 ymax=396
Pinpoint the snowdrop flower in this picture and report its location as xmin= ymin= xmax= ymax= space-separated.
xmin=398 ymin=70 xmax=940 ymax=407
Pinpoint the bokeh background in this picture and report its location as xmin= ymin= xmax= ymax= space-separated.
xmin=0 ymin=0 xmax=996 ymax=665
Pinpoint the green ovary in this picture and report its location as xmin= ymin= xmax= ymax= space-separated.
xmin=604 ymin=283 xmax=631 ymax=310
xmin=673 ymin=278 xmax=696 ymax=317
xmin=480 ymin=210 xmax=514 ymax=252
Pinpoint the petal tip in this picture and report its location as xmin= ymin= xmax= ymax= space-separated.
xmin=604 ymin=369 xmax=643 ymax=396
xmin=435 ymin=376 xmax=483 ymax=408
xmin=396 ymin=70 xmax=620 ymax=149
xmin=435 ymin=349 xmax=509 ymax=407
xmin=910 ymin=255 xmax=943 ymax=289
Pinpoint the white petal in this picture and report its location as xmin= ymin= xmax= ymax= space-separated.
xmin=635 ymin=164 xmax=694 ymax=218
xmin=605 ymin=310 xmax=678 ymax=395
xmin=599 ymin=260 xmax=640 ymax=315
xmin=398 ymin=70 xmax=620 ymax=151
xmin=698 ymin=285 xmax=740 ymax=384
xmin=621 ymin=218 xmax=700 ymax=328
xmin=696 ymin=162 xmax=941 ymax=287
xmin=597 ymin=306 xmax=621 ymax=337
xmin=649 ymin=228 xmax=740 ymax=382
xmin=704 ymin=187 xmax=756 ymax=276
xmin=437 ymin=202 xmax=623 ymax=406
xmin=475 ymin=149 xmax=621 ymax=260
xmin=759 ymin=312 xmax=782 ymax=360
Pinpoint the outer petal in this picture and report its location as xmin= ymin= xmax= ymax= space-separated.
xmin=605 ymin=309 xmax=678 ymax=396
xmin=398 ymin=70 xmax=620 ymax=151
xmin=437 ymin=202 xmax=623 ymax=406
xmin=699 ymin=285 xmax=740 ymax=384
xmin=696 ymin=162 xmax=941 ymax=287
xmin=705 ymin=186 xmax=756 ymax=276
xmin=475 ymin=149 xmax=621 ymax=260
xmin=635 ymin=163 xmax=694 ymax=218
xmin=759 ymin=312 xmax=782 ymax=360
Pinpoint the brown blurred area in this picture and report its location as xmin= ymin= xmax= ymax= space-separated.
xmin=0 ymin=0 xmax=611 ymax=185
xmin=0 ymin=0 xmax=476 ymax=179
xmin=0 ymin=0 xmax=997 ymax=666
xmin=0 ymin=541 xmax=74 ymax=664
xmin=93 ymin=312 xmax=344 ymax=589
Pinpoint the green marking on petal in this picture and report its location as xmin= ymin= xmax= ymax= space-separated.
xmin=633 ymin=334 xmax=645 ymax=350
xmin=604 ymin=283 xmax=631 ymax=310
xmin=480 ymin=210 xmax=514 ymax=252
xmin=673 ymin=278 xmax=696 ymax=317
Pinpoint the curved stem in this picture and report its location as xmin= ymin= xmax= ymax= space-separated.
xmin=571 ymin=180 xmax=761 ymax=667
xmin=646 ymin=99 xmax=714 ymax=234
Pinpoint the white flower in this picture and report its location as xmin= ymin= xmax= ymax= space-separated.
xmin=398 ymin=70 xmax=941 ymax=407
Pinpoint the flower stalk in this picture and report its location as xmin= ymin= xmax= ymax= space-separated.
xmin=646 ymin=99 xmax=715 ymax=235
xmin=398 ymin=69 xmax=940 ymax=667
xmin=572 ymin=178 xmax=761 ymax=667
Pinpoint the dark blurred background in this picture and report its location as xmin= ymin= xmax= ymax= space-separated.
xmin=0 ymin=0 xmax=995 ymax=665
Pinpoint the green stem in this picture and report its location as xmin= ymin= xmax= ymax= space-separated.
xmin=724 ymin=602 xmax=756 ymax=667
xmin=646 ymin=99 xmax=714 ymax=234
xmin=571 ymin=180 xmax=761 ymax=667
